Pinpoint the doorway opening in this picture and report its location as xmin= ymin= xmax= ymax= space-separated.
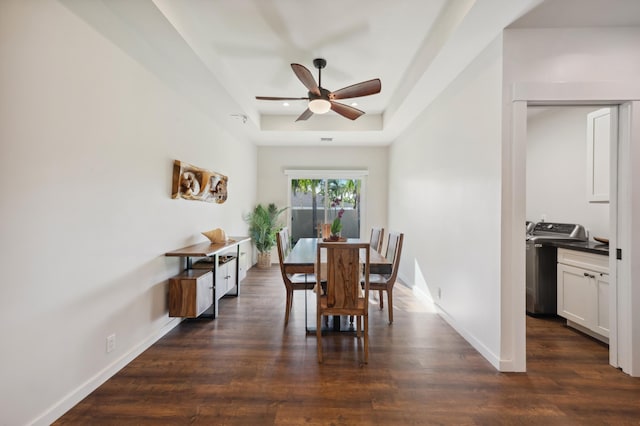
xmin=525 ymin=105 xmax=614 ymax=361
xmin=507 ymin=82 xmax=639 ymax=376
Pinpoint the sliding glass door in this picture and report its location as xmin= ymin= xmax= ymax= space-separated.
xmin=287 ymin=171 xmax=366 ymax=243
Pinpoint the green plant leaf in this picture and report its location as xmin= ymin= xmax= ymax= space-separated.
xmin=244 ymin=203 xmax=287 ymax=253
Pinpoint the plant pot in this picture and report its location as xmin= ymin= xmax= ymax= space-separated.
xmin=257 ymin=251 xmax=271 ymax=269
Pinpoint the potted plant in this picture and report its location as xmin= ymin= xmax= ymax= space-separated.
xmin=244 ymin=203 xmax=287 ymax=268
xmin=329 ymin=207 xmax=345 ymax=240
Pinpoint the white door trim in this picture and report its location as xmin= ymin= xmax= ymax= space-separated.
xmin=506 ymin=81 xmax=640 ymax=376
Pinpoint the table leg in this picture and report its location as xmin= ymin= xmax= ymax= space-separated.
xmin=304 ymin=276 xmax=309 ymax=332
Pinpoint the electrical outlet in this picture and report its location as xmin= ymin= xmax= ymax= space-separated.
xmin=106 ymin=334 xmax=116 ymax=353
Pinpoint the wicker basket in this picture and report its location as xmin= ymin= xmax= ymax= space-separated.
xmin=257 ymin=251 xmax=271 ymax=269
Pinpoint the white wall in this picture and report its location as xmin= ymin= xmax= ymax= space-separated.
xmin=526 ymin=106 xmax=609 ymax=238
xmin=504 ymin=28 xmax=640 ymax=84
xmin=389 ymin=36 xmax=504 ymax=367
xmin=256 ymin=146 xmax=388 ymax=240
xmin=0 ymin=2 xmax=256 ymax=424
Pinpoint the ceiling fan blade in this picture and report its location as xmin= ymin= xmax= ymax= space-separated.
xmin=330 ymin=79 xmax=381 ymax=100
xmin=256 ymin=96 xmax=309 ymax=101
xmin=330 ymin=101 xmax=365 ymax=120
xmin=295 ymin=108 xmax=314 ymax=122
xmin=291 ymin=64 xmax=321 ymax=96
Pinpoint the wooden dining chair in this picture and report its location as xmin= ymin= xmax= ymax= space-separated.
xmin=316 ymin=242 xmax=370 ymax=363
xmin=369 ymin=227 xmax=384 ymax=253
xmin=369 ymin=232 xmax=404 ymax=324
xmin=276 ymin=228 xmax=316 ymax=325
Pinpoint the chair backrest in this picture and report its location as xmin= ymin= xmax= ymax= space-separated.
xmin=278 ymin=227 xmax=291 ymax=256
xmin=369 ymin=227 xmax=384 ymax=253
xmin=384 ymin=232 xmax=404 ymax=281
xmin=276 ymin=229 xmax=291 ymax=282
xmin=317 ymin=242 xmax=370 ymax=309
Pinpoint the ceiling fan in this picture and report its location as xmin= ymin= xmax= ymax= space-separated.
xmin=255 ymin=58 xmax=381 ymax=122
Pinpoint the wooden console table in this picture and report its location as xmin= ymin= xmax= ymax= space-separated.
xmin=166 ymin=236 xmax=251 ymax=319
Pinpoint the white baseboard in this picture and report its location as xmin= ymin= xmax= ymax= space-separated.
xmin=397 ymin=272 xmax=504 ymax=371
xmin=30 ymin=317 xmax=183 ymax=426
xmin=435 ymin=303 xmax=502 ymax=371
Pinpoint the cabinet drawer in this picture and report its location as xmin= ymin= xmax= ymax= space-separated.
xmin=169 ymin=270 xmax=213 ymax=317
xmin=557 ymin=248 xmax=608 ymax=273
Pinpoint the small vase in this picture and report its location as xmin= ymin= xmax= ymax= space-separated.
xmin=322 ymin=223 xmax=332 ymax=239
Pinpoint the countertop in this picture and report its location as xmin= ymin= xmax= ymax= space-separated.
xmin=546 ymin=240 xmax=609 ymax=256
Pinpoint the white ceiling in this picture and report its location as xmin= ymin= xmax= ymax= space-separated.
xmin=59 ymin=0 xmax=640 ymax=147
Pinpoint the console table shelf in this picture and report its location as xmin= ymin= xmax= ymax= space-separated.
xmin=166 ymin=236 xmax=251 ymax=319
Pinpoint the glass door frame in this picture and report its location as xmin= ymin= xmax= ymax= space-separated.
xmin=284 ymin=169 xmax=369 ymax=240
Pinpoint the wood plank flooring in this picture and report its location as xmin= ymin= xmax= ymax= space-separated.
xmin=56 ymin=266 xmax=640 ymax=425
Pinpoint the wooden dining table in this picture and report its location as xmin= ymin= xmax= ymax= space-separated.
xmin=283 ymin=238 xmax=392 ymax=332
xmin=283 ymin=238 xmax=392 ymax=274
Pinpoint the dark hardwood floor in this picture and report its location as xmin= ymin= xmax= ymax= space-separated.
xmin=56 ymin=266 xmax=640 ymax=425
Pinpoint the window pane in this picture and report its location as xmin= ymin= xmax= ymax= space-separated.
xmin=290 ymin=177 xmax=361 ymax=242
xmin=290 ymin=179 xmax=325 ymax=242
xmin=326 ymin=179 xmax=361 ymax=239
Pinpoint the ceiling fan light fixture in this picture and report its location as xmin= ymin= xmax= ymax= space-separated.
xmin=308 ymin=98 xmax=331 ymax=114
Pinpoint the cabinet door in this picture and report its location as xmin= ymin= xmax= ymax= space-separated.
xmin=227 ymin=258 xmax=237 ymax=290
xmin=216 ymin=258 xmax=238 ymax=297
xmin=557 ymin=263 xmax=593 ymax=328
xmin=586 ymin=107 xmax=616 ymax=202
xmin=169 ymin=270 xmax=212 ymax=318
xmin=196 ymin=271 xmax=214 ymax=316
xmin=216 ymin=262 xmax=229 ymax=296
xmin=595 ymin=273 xmax=610 ymax=337
xmin=238 ymin=245 xmax=248 ymax=282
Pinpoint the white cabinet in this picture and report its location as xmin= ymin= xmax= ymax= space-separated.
xmin=237 ymin=240 xmax=251 ymax=283
xmin=557 ymin=263 xmax=592 ymax=327
xmin=557 ymin=248 xmax=609 ymax=341
xmin=586 ymin=107 xmax=616 ymax=203
xmin=216 ymin=255 xmax=237 ymax=296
